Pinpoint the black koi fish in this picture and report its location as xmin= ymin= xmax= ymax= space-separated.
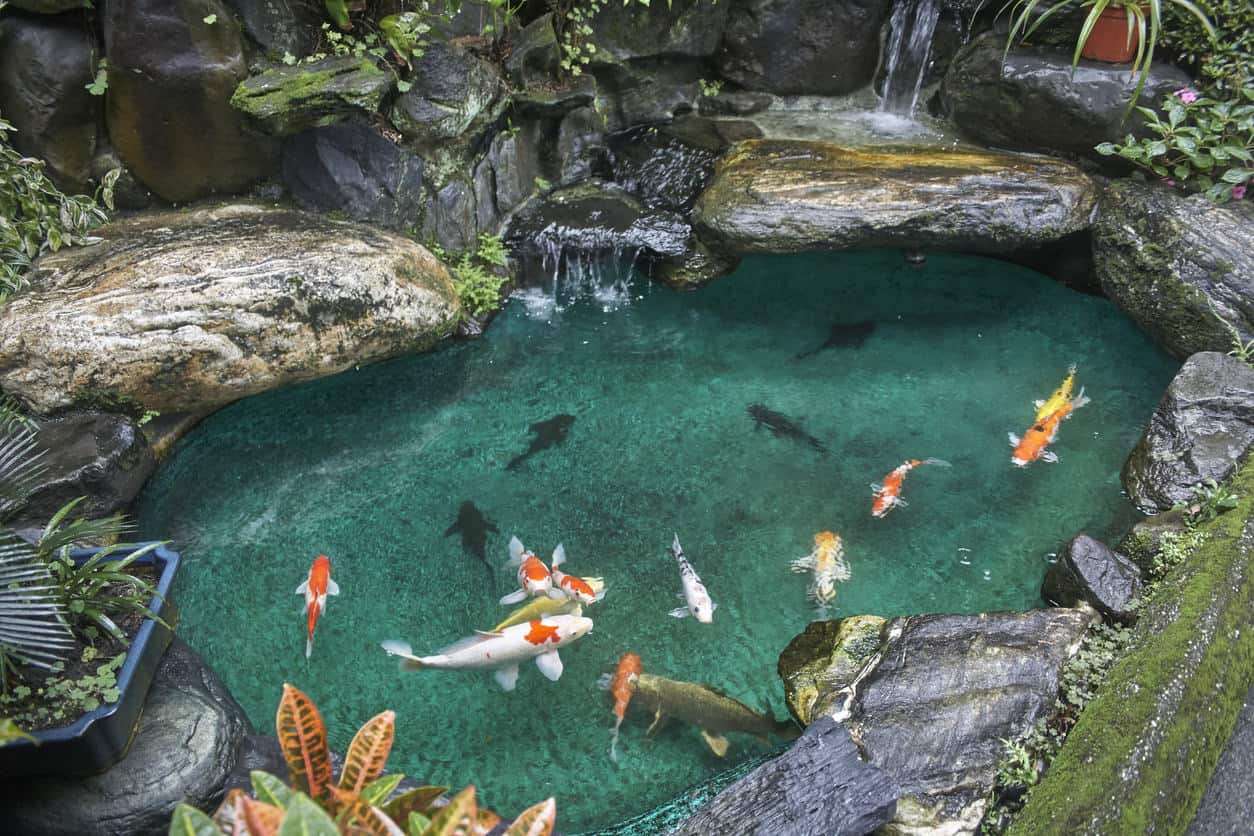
xmin=506 ymin=413 xmax=576 ymax=471
xmin=747 ymin=404 xmax=827 ymax=454
xmin=444 ymin=501 xmax=499 ymax=586
xmin=794 ymin=320 xmax=876 ymax=359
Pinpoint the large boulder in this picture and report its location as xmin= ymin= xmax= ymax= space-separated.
xmin=282 ymin=121 xmax=427 ymax=230
xmin=390 ymin=41 xmax=506 ymax=151
xmin=589 ymin=0 xmax=730 ymax=63
xmin=694 ymin=139 xmax=1097 ymax=253
xmin=103 ymin=0 xmax=276 ymax=203
xmin=1094 ymin=180 xmax=1254 ymax=359
xmin=674 ymin=717 xmax=900 ymax=835
xmin=223 ymin=0 xmax=320 ymax=57
xmin=1 ymin=639 xmax=251 ymax=836
xmin=782 ymin=608 xmax=1095 ymax=833
xmin=778 ymin=616 xmax=885 ymax=726
xmin=609 ymin=125 xmax=718 ymax=212
xmin=13 ymin=413 xmax=156 ymax=527
xmin=1042 ymin=534 xmax=1143 ymax=624
xmin=941 ymin=33 xmax=1192 ymax=161
xmin=1122 ymin=352 xmax=1254 ymax=513
xmin=715 ymin=0 xmax=892 ymax=95
xmin=0 ymin=13 xmax=99 ymax=192
xmin=592 ymin=58 xmax=704 ymax=132
xmin=504 ymin=14 xmax=560 ymax=87
xmin=0 ymin=203 xmax=460 ymax=415
xmin=231 ymin=56 xmax=394 ymax=136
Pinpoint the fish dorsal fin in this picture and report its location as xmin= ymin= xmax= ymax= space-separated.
xmin=435 ymin=633 xmax=497 ymax=656
xmin=474 ymin=629 xmax=505 ymax=638
xmin=551 ymin=543 xmax=566 ymax=567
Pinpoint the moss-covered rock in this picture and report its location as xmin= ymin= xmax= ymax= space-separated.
xmin=694 ymin=139 xmax=1097 ymax=254
xmin=389 ymin=42 xmax=505 ymax=151
xmin=1011 ymin=460 xmax=1254 ymax=835
xmin=231 ymin=56 xmax=393 ymax=137
xmin=777 ymin=616 xmax=886 ymax=726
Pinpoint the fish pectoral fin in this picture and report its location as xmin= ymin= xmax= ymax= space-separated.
xmin=547 ymin=588 xmax=569 ymax=601
xmin=443 ymin=521 xmax=460 ymax=537
xmin=1033 ymin=399 xmax=1045 ymax=409
xmin=508 ymin=536 xmax=525 ymax=564
xmin=790 ymin=556 xmax=815 ymax=572
xmin=494 ymin=665 xmax=520 ymax=691
xmin=669 ymin=607 xmax=690 ymax=619
xmin=535 ymin=650 xmax=564 ymax=682
xmin=551 ymin=543 xmax=566 ymax=567
xmin=326 ymin=579 xmax=340 ymax=596
xmin=699 ymin=730 xmax=730 ymax=758
xmin=1042 ymin=450 xmax=1059 ymax=463
xmin=894 ymin=497 xmax=909 ymax=507
xmin=596 ymin=672 xmax=613 ymax=690
xmin=295 ymin=580 xmax=308 ymax=595
xmin=499 ymin=589 xmax=528 ymax=606
xmin=646 ymin=708 xmax=665 ymax=736
xmin=1008 ymin=432 xmax=1021 ymax=447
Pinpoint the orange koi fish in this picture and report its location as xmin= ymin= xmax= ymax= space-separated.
xmin=871 ymin=458 xmax=951 ymax=518
xmin=790 ymin=531 xmax=849 ymax=610
xmin=499 ymin=536 xmax=560 ymax=606
xmin=1010 ymin=388 xmax=1090 ymax=467
xmin=295 ymin=555 xmax=339 ymax=658
xmin=597 ymin=652 xmax=643 ymax=762
xmin=550 ymin=544 xmax=607 ymax=606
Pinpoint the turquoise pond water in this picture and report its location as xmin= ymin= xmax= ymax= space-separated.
xmin=137 ymin=250 xmax=1176 ymax=831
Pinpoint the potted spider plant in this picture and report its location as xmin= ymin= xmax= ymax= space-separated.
xmin=1003 ymin=0 xmax=1215 ymax=112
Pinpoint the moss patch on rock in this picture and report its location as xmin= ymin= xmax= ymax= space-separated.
xmin=777 ymin=615 xmax=886 ymax=726
xmin=230 ymin=56 xmax=392 ymax=136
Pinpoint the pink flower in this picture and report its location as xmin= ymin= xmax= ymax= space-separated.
xmin=1174 ymin=87 xmax=1199 ymax=104
xmin=1234 ymin=185 xmax=1247 ymax=200
xmin=1164 ymin=178 xmax=1176 ymax=187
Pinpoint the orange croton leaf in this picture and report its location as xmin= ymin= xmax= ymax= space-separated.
xmin=423 ymin=786 xmax=478 ymax=836
xmin=275 ymin=683 xmax=333 ymax=800
xmin=474 ymin=807 xmax=502 ymax=835
xmin=240 ymin=797 xmax=283 ymax=836
xmin=212 ymin=788 xmax=248 ymax=834
xmin=326 ymin=786 xmax=399 ymax=836
xmin=383 ymin=785 xmax=449 ymax=820
xmin=503 ymin=798 xmax=556 ymax=836
xmin=338 ymin=709 xmax=396 ymax=795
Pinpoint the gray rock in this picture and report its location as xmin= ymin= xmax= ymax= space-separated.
xmin=556 ymin=106 xmax=610 ymax=185
xmin=1042 ymin=534 xmax=1142 ymax=624
xmin=282 ymin=121 xmax=426 ymax=230
xmin=716 ymin=0 xmax=893 ymax=95
xmin=103 ymin=0 xmax=276 ymax=203
xmin=1094 ymin=180 xmax=1254 ymax=359
xmin=662 ymin=114 xmax=765 ymax=151
xmin=420 ymin=176 xmax=479 ymax=255
xmin=0 ymin=12 xmax=99 ymax=192
xmin=778 ymin=615 xmax=887 ymax=726
xmin=609 ymin=125 xmax=717 ymax=212
xmin=694 ymin=139 xmax=1097 ymax=254
xmin=222 ymin=734 xmax=287 ymax=797
xmin=0 ymin=203 xmax=459 ymax=415
xmin=223 ymin=0 xmax=320 ymax=56
xmin=511 ymin=75 xmax=598 ymax=119
xmin=1119 ymin=508 xmax=1188 ymax=573
xmin=390 ymin=42 xmax=505 ymax=150
xmin=655 ymin=236 xmax=741 ymax=290
xmin=589 ymin=0 xmax=730 ymax=63
xmin=13 ymin=413 xmax=156 ymax=527
xmin=941 ymin=33 xmax=1192 ymax=161
xmin=592 ymin=58 xmax=704 ymax=131
xmin=1123 ymin=352 xmax=1254 ymax=513
xmin=696 ymin=90 xmax=774 ymax=117
xmin=231 ymin=56 xmax=394 ymax=136
xmin=1188 ymin=684 xmax=1254 ymax=836
xmin=1 ymin=639 xmax=250 ymax=836
xmin=6 ymin=0 xmax=85 ymax=11
xmin=504 ymin=13 xmax=560 ymax=87
xmin=674 ymin=717 xmax=900 ymax=836
xmin=484 ymin=122 xmax=550 ymax=217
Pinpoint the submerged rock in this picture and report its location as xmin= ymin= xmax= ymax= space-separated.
xmin=0 ymin=204 xmax=459 ymax=415
xmin=103 ymin=0 xmax=276 ymax=202
xmin=0 ymin=12 xmax=99 ymax=192
xmin=1122 ymin=352 xmax=1254 ymax=513
xmin=1042 ymin=534 xmax=1143 ymax=624
xmin=1 ymin=639 xmax=250 ymax=836
xmin=674 ymin=717 xmax=900 ymax=835
xmin=230 ymin=56 xmax=393 ymax=136
xmin=389 ymin=42 xmax=505 ymax=151
xmin=716 ymin=0 xmax=892 ymax=95
xmin=694 ymin=139 xmax=1097 ymax=254
xmin=1094 ymin=180 xmax=1254 ymax=359
xmin=941 ymin=34 xmax=1192 ymax=161
xmin=778 ymin=616 xmax=886 ymax=726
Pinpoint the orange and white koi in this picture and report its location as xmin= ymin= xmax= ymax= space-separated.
xmin=499 ymin=536 xmax=560 ymax=606
xmin=789 ymin=531 xmax=849 ymax=610
xmin=295 ymin=554 xmax=339 ymax=659
xmin=381 ymin=614 xmax=594 ymax=691
xmin=1010 ymin=388 xmax=1090 ymax=467
xmin=597 ymin=651 xmax=643 ymax=762
xmin=550 ymin=544 xmax=606 ymax=606
xmin=1034 ymin=364 xmax=1078 ymax=423
xmin=871 ymin=458 xmax=951 ymax=518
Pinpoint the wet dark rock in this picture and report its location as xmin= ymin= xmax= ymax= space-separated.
xmin=589 ymin=0 xmax=730 ymax=62
xmin=673 ymin=717 xmax=900 ymax=836
xmin=483 ymin=121 xmax=551 ymax=217
xmin=695 ymin=139 xmax=1097 ymax=254
xmin=778 ymin=616 xmax=886 ymax=725
xmin=1188 ymin=684 xmax=1254 ymax=836
xmin=223 ymin=0 xmax=320 ymax=57
xmin=512 ymin=76 xmax=599 ymax=119
xmin=1042 ymin=534 xmax=1142 ymax=624
xmin=504 ymin=13 xmax=560 ymax=87
xmin=1123 ymin=352 xmax=1254 ymax=513
xmin=6 ymin=0 xmax=85 ymax=11
xmin=662 ymin=114 xmax=764 ymax=151
xmin=13 ymin=413 xmax=155 ymax=527
xmin=90 ymin=145 xmax=153 ymax=211
xmin=231 ymin=56 xmax=394 ymax=136
xmin=696 ymin=90 xmax=775 ymax=117
xmin=0 ymin=203 xmax=459 ymax=415
xmin=609 ymin=125 xmax=717 ymax=212
xmin=557 ymin=106 xmax=611 ymax=185
xmin=716 ymin=0 xmax=893 ymax=95
xmin=282 ymin=122 xmax=426 ymax=230
xmin=390 ymin=41 xmax=505 ymax=150
xmin=655 ymin=236 xmax=741 ymax=290
xmin=592 ymin=58 xmax=704 ymax=131
xmin=1 ymin=639 xmax=250 ymax=836
xmin=420 ymin=176 xmax=479 ymax=255
xmin=103 ymin=0 xmax=276 ymax=202
xmin=0 ymin=13 xmax=98 ymax=193
xmin=222 ymin=734 xmax=287 ymax=797
xmin=1119 ymin=509 xmax=1188 ymax=574
xmin=941 ymin=34 xmax=1191 ymax=161
xmin=1094 ymin=180 xmax=1254 ymax=359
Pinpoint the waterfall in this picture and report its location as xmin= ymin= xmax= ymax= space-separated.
xmin=879 ymin=0 xmax=943 ymax=116
xmin=512 ymin=233 xmax=645 ymax=320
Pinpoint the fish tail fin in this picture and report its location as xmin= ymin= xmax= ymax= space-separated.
xmin=922 ymin=458 xmax=952 ymax=468
xmin=552 ymin=543 xmax=566 ymax=568
xmin=381 ymin=640 xmax=425 ymax=671
xmin=305 ymin=638 xmax=312 ymax=659
xmin=1071 ymin=387 xmax=1091 ymax=410
xmin=610 ymin=728 xmax=620 ymax=762
xmin=507 ymin=536 xmax=525 ymax=566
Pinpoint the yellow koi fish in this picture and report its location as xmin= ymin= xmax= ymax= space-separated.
xmin=1034 ymin=364 xmax=1077 ymax=422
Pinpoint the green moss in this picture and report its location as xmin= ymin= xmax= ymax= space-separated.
xmin=229 ymin=57 xmax=391 ymax=136
xmin=1010 ymin=461 xmax=1254 ymax=835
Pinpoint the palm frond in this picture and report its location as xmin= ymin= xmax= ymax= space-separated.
xmin=0 ymin=394 xmax=35 ymax=434
xmin=0 ymin=532 xmax=73 ymax=669
xmin=0 ymin=424 xmax=46 ymax=520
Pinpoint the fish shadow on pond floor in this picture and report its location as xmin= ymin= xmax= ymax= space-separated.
xmin=506 ymin=413 xmax=576 ymax=471
xmin=445 ymin=500 xmax=499 ymax=588
xmin=746 ymin=404 xmax=828 ymax=455
xmin=794 ymin=320 xmax=877 ymax=359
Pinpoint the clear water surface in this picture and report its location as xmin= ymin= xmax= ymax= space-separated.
xmin=137 ymin=251 xmax=1176 ymax=832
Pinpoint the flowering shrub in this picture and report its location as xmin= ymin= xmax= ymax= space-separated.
xmin=1162 ymin=0 xmax=1252 ymax=95
xmin=1096 ymin=85 xmax=1253 ymax=203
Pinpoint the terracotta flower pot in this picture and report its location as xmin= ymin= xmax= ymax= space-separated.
xmin=1081 ymin=6 xmax=1142 ymax=64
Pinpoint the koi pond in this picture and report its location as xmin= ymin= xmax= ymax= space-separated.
xmin=137 ymin=250 xmax=1175 ymax=832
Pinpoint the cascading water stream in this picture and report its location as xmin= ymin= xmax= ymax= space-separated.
xmin=879 ymin=0 xmax=943 ymax=116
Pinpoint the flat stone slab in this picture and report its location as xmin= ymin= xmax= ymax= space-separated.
xmin=693 ymin=139 xmax=1097 ymax=253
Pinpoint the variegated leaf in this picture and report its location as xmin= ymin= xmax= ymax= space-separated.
xmin=275 ymin=684 xmax=332 ymax=800
xmin=338 ymin=710 xmax=396 ymax=794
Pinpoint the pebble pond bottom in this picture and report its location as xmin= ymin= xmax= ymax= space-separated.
xmin=137 ymin=251 xmax=1176 ymax=832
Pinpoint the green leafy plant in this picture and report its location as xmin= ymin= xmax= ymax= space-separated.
xmin=1096 ymin=85 xmax=1253 ymax=202
xmin=698 ymin=78 xmax=724 ymax=98
xmin=1205 ymin=298 xmax=1254 ymax=362
xmin=1162 ymin=0 xmax=1252 ymax=94
xmin=85 ymin=58 xmax=108 ymax=97
xmin=1002 ymin=0 xmax=1216 ymax=117
xmin=450 ymin=233 xmax=510 ymax=320
xmin=0 ymin=647 xmax=126 ymax=729
xmin=1171 ymin=477 xmax=1240 ymax=524
xmin=0 ymin=394 xmax=35 ymax=434
xmin=0 ymin=717 xmax=34 ymax=746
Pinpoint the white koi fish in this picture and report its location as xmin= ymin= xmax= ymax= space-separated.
xmin=668 ymin=534 xmax=716 ymax=623
xmin=381 ymin=613 xmax=593 ymax=692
